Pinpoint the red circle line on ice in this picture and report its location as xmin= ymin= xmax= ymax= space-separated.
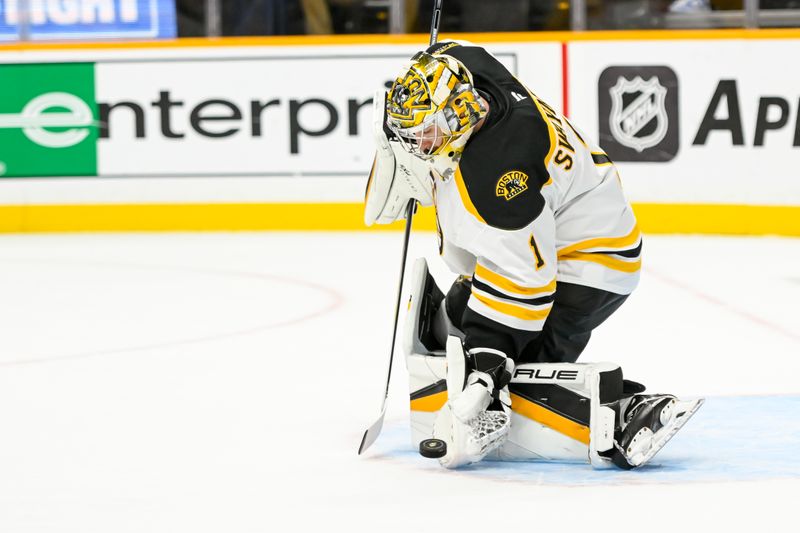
xmin=0 ymin=257 xmax=344 ymax=367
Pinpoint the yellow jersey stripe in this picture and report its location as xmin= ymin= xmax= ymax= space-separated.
xmin=473 ymin=292 xmax=552 ymax=321
xmin=475 ymin=263 xmax=557 ymax=296
xmin=511 ymin=393 xmax=590 ymax=445
xmin=559 ymin=252 xmax=642 ymax=273
xmin=410 ymin=391 xmax=448 ymax=412
xmin=454 ymin=167 xmax=487 ymax=224
xmin=514 ymin=78 xmax=558 ymax=174
xmin=530 ymin=92 xmax=558 ymax=169
xmin=557 ymin=224 xmax=641 ymax=256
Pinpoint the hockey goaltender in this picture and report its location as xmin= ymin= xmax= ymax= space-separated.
xmin=363 ymin=41 xmax=703 ymax=470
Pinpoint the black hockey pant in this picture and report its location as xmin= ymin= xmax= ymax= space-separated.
xmin=446 ymin=280 xmax=629 ymax=364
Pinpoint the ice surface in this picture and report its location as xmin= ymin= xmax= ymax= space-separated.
xmin=0 ymin=232 xmax=797 ymax=532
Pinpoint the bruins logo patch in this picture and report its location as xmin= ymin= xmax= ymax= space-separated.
xmin=495 ymin=171 xmax=529 ymax=201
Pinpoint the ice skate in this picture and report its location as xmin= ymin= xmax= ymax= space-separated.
xmin=610 ymin=395 xmax=704 ymax=469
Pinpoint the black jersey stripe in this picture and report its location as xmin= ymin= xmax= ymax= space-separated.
xmin=589 ymin=240 xmax=643 ymax=259
xmin=472 ymin=278 xmax=555 ymax=307
xmin=591 ymin=152 xmax=613 ymax=166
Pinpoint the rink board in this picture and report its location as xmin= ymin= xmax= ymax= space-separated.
xmin=0 ymin=30 xmax=798 ymax=234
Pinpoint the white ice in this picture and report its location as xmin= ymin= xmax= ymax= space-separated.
xmin=0 ymin=232 xmax=797 ymax=532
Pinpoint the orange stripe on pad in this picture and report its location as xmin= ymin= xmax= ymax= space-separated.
xmin=511 ymin=393 xmax=590 ymax=445
xmin=412 ymin=390 xmax=591 ymax=445
xmin=410 ymin=391 xmax=448 ymax=412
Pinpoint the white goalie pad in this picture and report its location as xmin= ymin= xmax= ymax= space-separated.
xmin=506 ymin=362 xmax=620 ymax=468
xmin=402 ymin=258 xmax=622 ymax=468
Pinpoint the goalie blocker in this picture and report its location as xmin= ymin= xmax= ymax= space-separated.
xmin=403 ymin=258 xmax=703 ymax=469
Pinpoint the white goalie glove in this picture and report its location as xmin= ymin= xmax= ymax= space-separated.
xmin=364 ymin=90 xmax=434 ymax=226
xmin=433 ymin=337 xmax=512 ymax=469
xmin=450 ymin=371 xmax=495 ymax=422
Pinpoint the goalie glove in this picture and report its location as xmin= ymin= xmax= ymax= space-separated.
xmin=433 ymin=340 xmax=513 ymax=469
xmin=451 ymin=347 xmax=514 ymax=421
xmin=364 ymin=89 xmax=434 ymax=226
xmin=450 ymin=371 xmax=495 ymax=423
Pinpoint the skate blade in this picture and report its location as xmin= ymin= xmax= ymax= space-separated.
xmin=635 ymin=398 xmax=704 ymax=467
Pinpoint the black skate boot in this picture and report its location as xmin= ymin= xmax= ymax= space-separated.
xmin=610 ymin=394 xmax=704 ymax=470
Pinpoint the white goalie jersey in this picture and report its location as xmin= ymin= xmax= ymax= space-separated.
xmin=425 ymin=42 xmax=642 ymax=359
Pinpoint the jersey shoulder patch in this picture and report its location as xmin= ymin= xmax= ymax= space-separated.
xmin=457 ymin=104 xmax=551 ymax=231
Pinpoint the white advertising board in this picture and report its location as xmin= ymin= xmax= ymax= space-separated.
xmin=0 ymin=36 xmax=797 ymax=211
xmin=0 ymin=41 xmax=562 ymax=205
xmin=94 ymin=51 xmax=531 ymax=177
xmin=569 ymin=39 xmax=800 ymax=205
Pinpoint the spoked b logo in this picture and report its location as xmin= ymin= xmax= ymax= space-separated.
xmin=598 ymin=66 xmax=679 ymax=162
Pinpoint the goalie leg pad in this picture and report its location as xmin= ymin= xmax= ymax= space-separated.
xmin=510 ymin=362 xmax=623 ymax=467
xmin=402 ymin=258 xmax=703 ymax=469
xmin=403 ymin=257 xmax=463 ymax=358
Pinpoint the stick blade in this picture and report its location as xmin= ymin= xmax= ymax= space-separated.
xmin=358 ymin=407 xmax=386 ymax=455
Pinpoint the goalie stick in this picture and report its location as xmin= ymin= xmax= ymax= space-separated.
xmin=358 ymin=0 xmax=444 ymax=456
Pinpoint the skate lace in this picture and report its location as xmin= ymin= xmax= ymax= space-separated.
xmin=625 ymin=396 xmax=665 ymax=424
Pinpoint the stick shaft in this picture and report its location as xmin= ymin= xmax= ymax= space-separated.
xmin=383 ymin=0 xmax=444 ymax=397
xmin=430 ymin=0 xmax=443 ymax=47
xmin=358 ymin=0 xmax=445 ymax=455
xmin=382 ymin=200 xmax=415 ymax=399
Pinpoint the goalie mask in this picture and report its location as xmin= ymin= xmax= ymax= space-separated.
xmin=386 ymin=52 xmax=487 ymax=167
xmin=363 ymin=51 xmax=487 ymax=227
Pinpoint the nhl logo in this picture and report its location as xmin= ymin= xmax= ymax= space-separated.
xmin=598 ymin=66 xmax=679 ymax=163
xmin=609 ymin=76 xmax=668 ymax=153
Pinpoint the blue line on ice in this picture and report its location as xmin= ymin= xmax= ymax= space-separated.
xmin=376 ymin=395 xmax=800 ymax=485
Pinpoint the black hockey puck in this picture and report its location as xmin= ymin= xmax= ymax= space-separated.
xmin=419 ymin=438 xmax=447 ymax=458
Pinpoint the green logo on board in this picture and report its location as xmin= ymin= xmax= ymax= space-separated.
xmin=0 ymin=63 xmax=97 ymax=177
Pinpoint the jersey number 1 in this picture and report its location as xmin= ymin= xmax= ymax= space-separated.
xmin=530 ymin=235 xmax=545 ymax=270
